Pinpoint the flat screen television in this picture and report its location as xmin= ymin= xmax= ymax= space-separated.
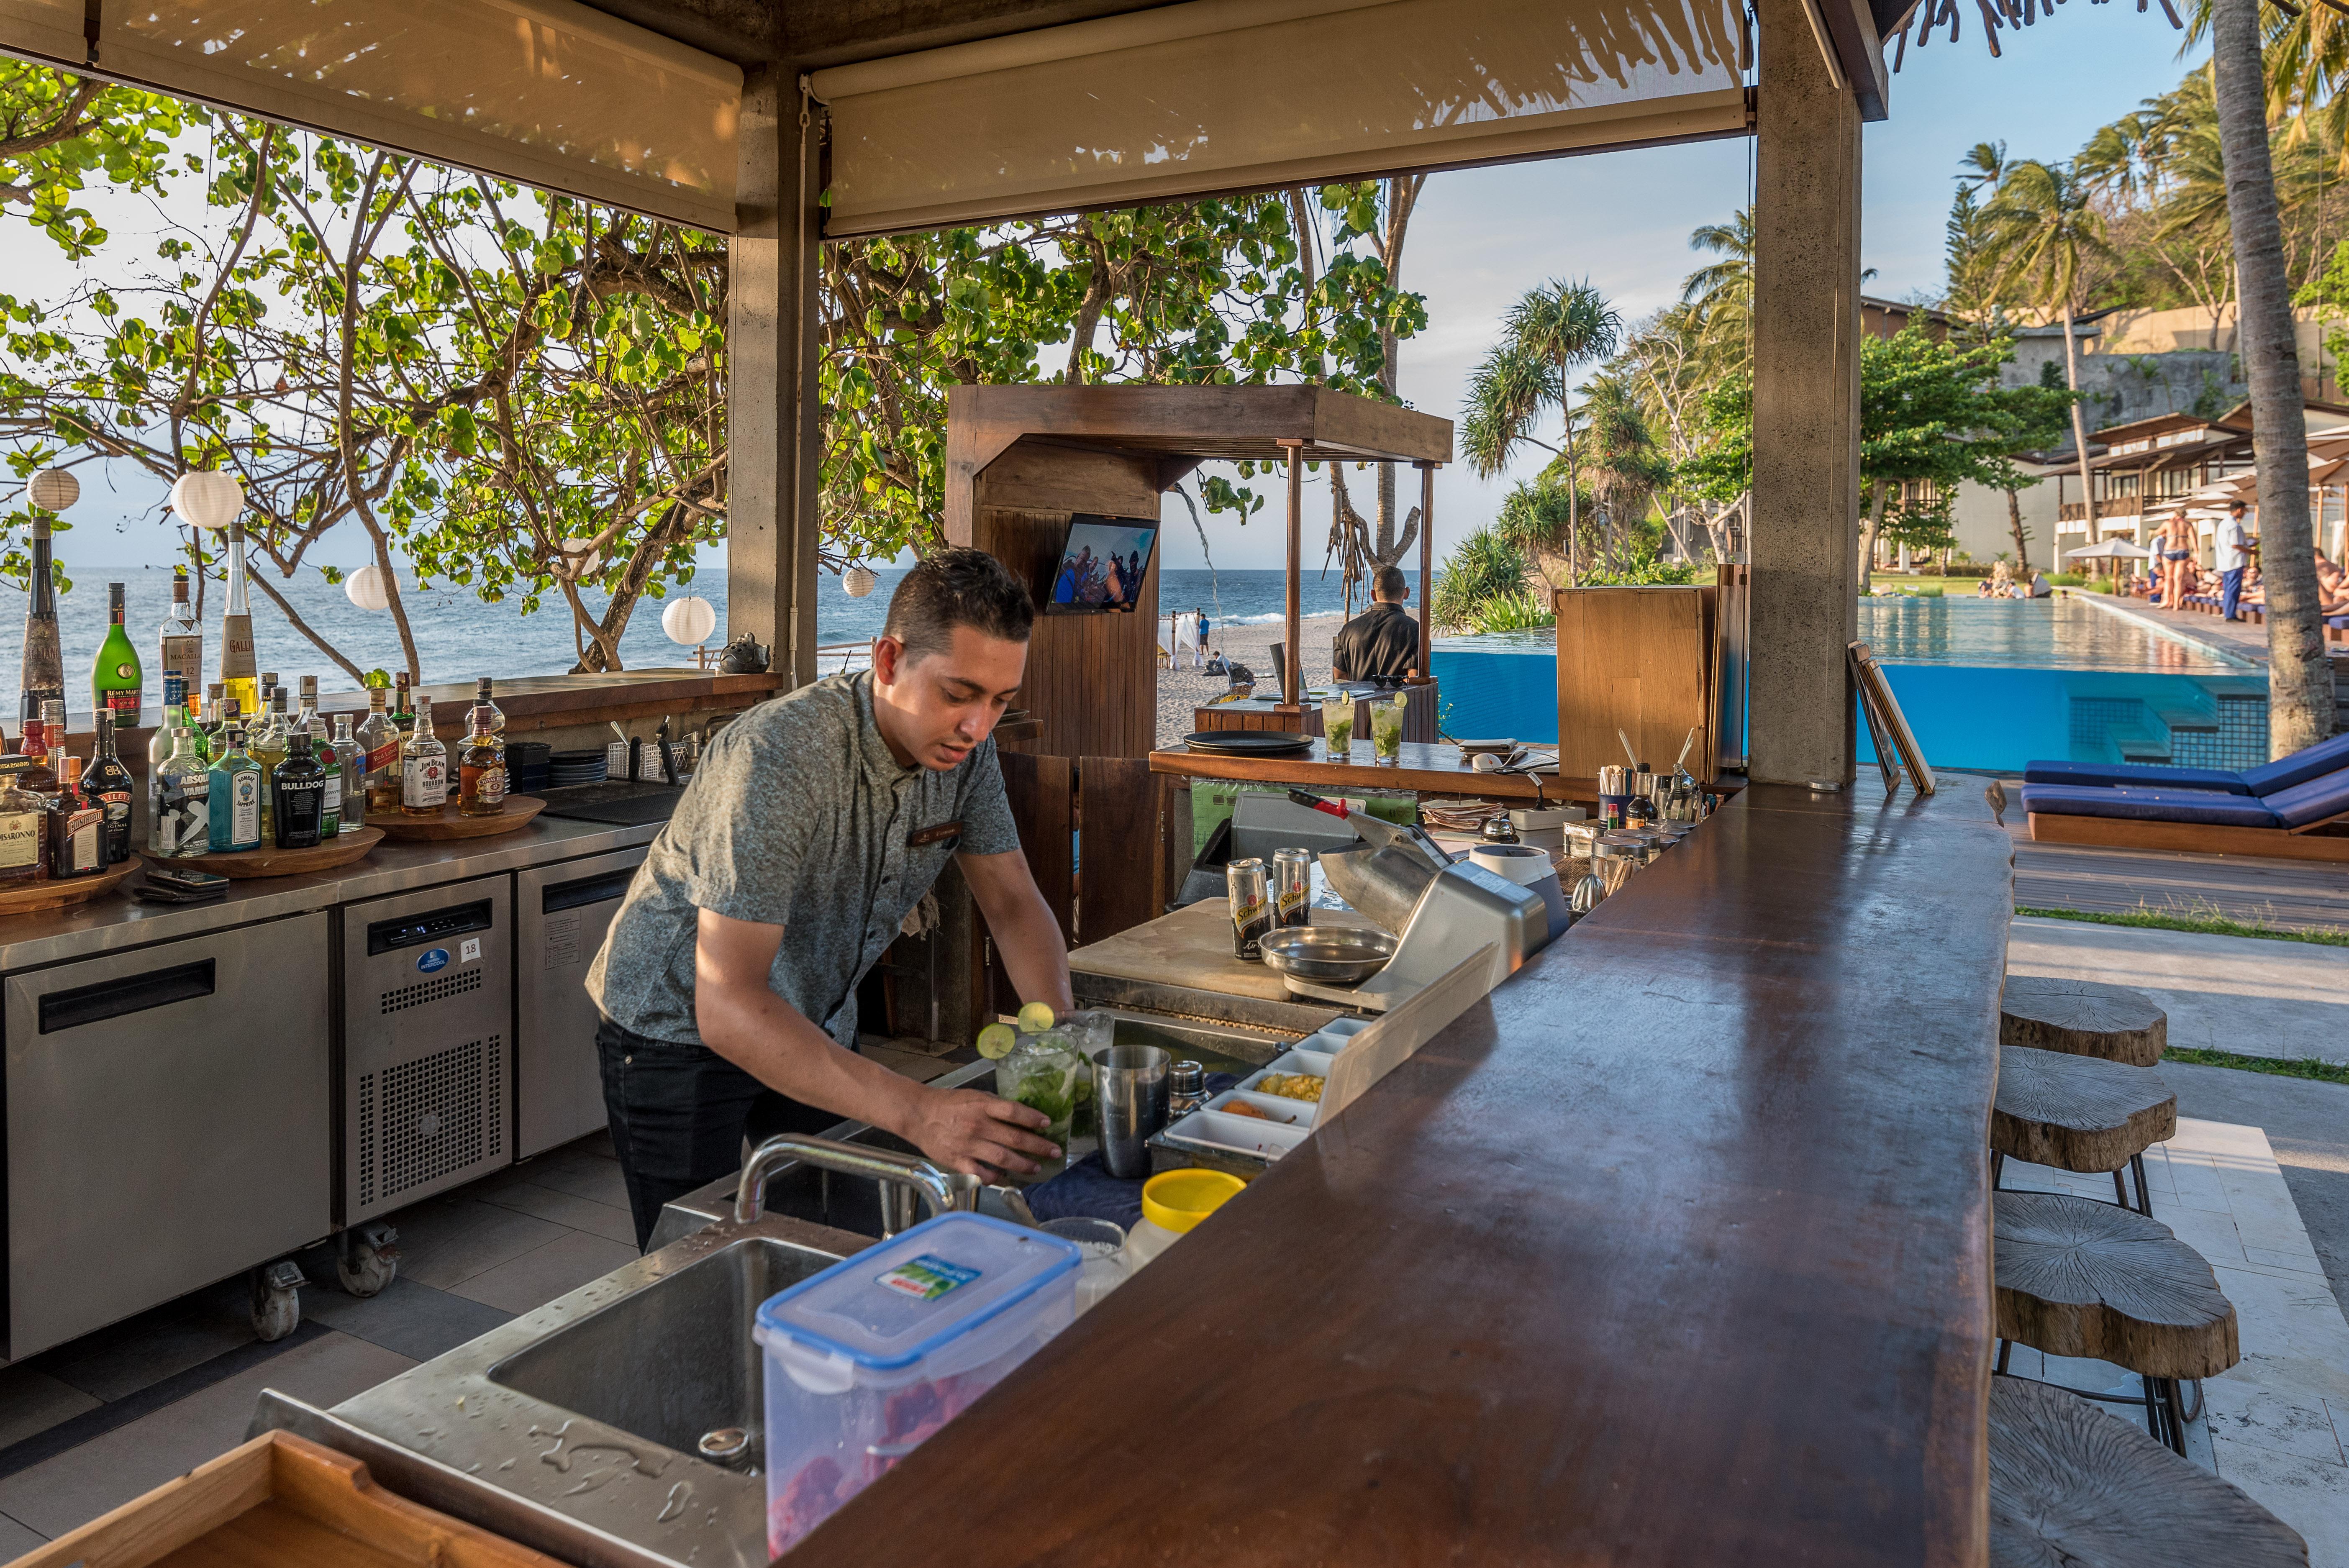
xmin=1042 ymin=514 xmax=1157 ymax=614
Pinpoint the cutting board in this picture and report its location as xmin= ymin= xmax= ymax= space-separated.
xmin=1069 ymin=898 xmax=1387 ymax=1003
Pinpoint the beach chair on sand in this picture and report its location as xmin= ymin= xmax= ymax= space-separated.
xmin=2020 ymin=734 xmax=2349 ymax=862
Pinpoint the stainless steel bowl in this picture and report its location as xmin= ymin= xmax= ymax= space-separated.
xmin=1257 ymin=926 xmax=1398 ymax=983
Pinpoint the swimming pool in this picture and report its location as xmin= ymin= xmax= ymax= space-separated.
xmin=1427 ymin=597 xmax=2270 ymax=774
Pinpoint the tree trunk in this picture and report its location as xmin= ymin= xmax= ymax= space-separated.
xmin=1559 ymin=384 xmax=1580 ymax=587
xmin=2062 ymin=302 xmax=2098 ymax=550
xmin=2007 ymin=487 xmax=2031 ymax=578
xmin=1859 ymin=484 xmax=1886 ymax=594
xmin=2213 ymin=0 xmax=2338 ymax=752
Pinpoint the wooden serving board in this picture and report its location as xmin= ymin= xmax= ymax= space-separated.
xmin=0 ymin=857 xmax=138 ymax=917
xmin=367 ymin=795 xmax=546 ymax=841
xmin=165 ymin=826 xmax=382 ymax=879
xmin=1069 ymin=898 xmax=1387 ymax=1003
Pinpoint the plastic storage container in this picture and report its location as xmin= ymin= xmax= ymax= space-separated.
xmin=754 ymin=1213 xmax=1080 ymax=1556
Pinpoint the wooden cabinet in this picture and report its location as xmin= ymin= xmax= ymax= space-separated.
xmin=1554 ymin=586 xmax=1718 ymax=783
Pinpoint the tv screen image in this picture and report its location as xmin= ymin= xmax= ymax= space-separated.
xmin=1046 ymin=516 xmax=1157 ymax=613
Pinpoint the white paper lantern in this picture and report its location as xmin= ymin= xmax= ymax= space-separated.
xmin=662 ymin=595 xmax=717 ymax=647
xmin=558 ymin=536 xmax=602 ymax=579
xmin=345 ymin=562 xmax=392 ymax=612
xmin=843 ymin=564 xmax=878 ymax=599
xmin=26 ymin=469 xmax=79 ymax=512
xmin=169 ymin=469 xmax=244 ymax=530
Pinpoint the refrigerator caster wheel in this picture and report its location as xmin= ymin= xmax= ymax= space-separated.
xmin=336 ymin=1222 xmax=401 ymax=1297
xmin=251 ymin=1259 xmax=306 ymax=1342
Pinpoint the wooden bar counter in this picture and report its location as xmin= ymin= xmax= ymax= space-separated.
xmin=791 ymin=780 xmax=2011 ymax=1567
xmin=1151 ymin=738 xmax=1590 ymax=803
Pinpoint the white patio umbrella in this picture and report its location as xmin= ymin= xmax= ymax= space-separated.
xmin=2064 ymin=539 xmax=2155 ymax=561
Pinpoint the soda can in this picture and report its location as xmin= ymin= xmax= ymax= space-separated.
xmin=1227 ymin=858 xmax=1273 ymax=961
xmin=1272 ymin=847 xmax=1313 ymax=928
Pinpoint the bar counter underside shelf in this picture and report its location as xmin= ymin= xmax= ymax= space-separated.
xmin=785 ymin=780 xmax=2013 ymax=1567
xmin=1149 ymin=740 xmax=1601 ymax=803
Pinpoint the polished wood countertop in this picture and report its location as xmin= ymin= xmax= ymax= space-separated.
xmin=792 ymin=780 xmax=2013 ymax=1568
xmin=1151 ymin=739 xmax=1589 ymax=802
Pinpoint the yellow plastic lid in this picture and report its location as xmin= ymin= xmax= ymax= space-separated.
xmin=1141 ymin=1168 xmax=1246 ymax=1235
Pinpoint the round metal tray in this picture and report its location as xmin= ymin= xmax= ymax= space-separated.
xmin=1257 ymin=926 xmax=1397 ymax=983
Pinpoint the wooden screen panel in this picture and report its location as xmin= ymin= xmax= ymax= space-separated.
xmin=1077 ymin=756 xmax=1160 ymax=945
xmin=975 ymin=504 xmax=1160 ymax=760
xmin=994 ymin=751 xmax=1074 ymax=1017
xmin=1554 ymin=587 xmax=1714 ymax=782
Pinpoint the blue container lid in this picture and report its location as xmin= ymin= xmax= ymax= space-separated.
xmin=754 ymin=1212 xmax=1080 ymax=1373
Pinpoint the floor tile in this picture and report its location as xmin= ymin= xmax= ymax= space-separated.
xmin=299 ymin=1277 xmax=514 ymax=1363
xmin=446 ymin=1231 xmax=637 ymax=1316
xmin=0 ymin=1366 xmax=99 ymax=1453
xmin=395 ymin=1202 xmax=570 ymax=1292
xmin=37 ymin=1281 xmax=256 ymax=1403
xmin=2247 ymin=1245 xmax=2334 ymax=1278
xmin=0 ymin=1331 xmax=413 ymax=1539
xmin=2204 ymin=1378 xmax=2349 ymax=1467
xmin=479 ymin=1178 xmax=636 ymax=1245
xmin=516 ymin=1151 xmax=628 ymax=1209
xmin=0 ymin=1511 xmax=41 ymax=1554
xmin=2210 ymin=1436 xmax=2349 ymax=1566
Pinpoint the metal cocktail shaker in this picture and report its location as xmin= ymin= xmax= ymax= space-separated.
xmin=1094 ymin=1044 xmax=1172 ymax=1180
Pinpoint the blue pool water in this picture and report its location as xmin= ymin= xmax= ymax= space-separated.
xmin=1428 ymin=598 xmax=2270 ymax=773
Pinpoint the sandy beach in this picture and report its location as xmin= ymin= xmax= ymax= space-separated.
xmin=1155 ymin=611 xmax=1349 ymax=748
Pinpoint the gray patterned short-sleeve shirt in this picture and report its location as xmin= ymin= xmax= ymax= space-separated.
xmin=585 ymin=671 xmax=1021 ymax=1048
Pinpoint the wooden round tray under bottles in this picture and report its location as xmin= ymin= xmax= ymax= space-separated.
xmin=163 ymin=826 xmax=384 ymax=879
xmin=367 ymin=795 xmax=546 ymax=841
xmin=0 ymin=857 xmax=140 ymax=916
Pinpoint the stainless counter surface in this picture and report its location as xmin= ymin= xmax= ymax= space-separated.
xmin=0 ymin=815 xmax=662 ymax=973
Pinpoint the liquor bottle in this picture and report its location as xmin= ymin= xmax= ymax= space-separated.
xmin=47 ymin=755 xmax=104 ymax=879
xmin=271 ymin=732 xmax=326 ymax=849
xmin=18 ymin=513 xmax=62 ymax=724
xmin=249 ymin=687 xmax=291 ymax=838
xmin=359 ymin=687 xmax=399 ymax=817
xmin=209 ymin=696 xmax=242 ymax=766
xmin=218 ymin=522 xmax=259 ymax=722
xmin=0 ymin=751 xmax=48 ymax=884
xmin=197 ymin=683 xmax=226 ymax=763
xmin=331 ymin=714 xmax=362 ymax=833
xmin=19 ymin=713 xmax=55 ymax=795
xmin=392 ymin=672 xmax=415 ymax=737
xmin=91 ymin=582 xmax=143 ymax=724
xmin=466 ymin=676 xmax=505 ymax=738
xmin=400 ymin=697 xmax=448 ymax=815
xmin=85 ymin=710 xmax=134 ymax=863
xmin=146 ymin=709 xmax=180 ymax=851
xmin=258 ymin=672 xmax=280 ymax=720
xmin=207 ymin=726 xmax=262 ymax=852
xmin=159 ymin=566 xmax=201 ymax=716
xmin=297 ymin=678 xmax=339 ymax=835
xmin=151 ymin=720 xmax=211 ymax=858
xmin=458 ymin=710 xmax=508 ymax=816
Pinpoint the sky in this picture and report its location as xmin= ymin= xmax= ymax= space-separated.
xmin=11 ymin=10 xmax=2208 ymax=578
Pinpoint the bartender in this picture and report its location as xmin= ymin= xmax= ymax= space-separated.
xmin=586 ymin=549 xmax=1070 ymax=1247
xmin=1331 ymin=565 xmax=1421 ymax=682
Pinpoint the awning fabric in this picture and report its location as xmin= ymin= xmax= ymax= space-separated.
xmin=2 ymin=0 xmax=741 ymax=231
xmin=812 ymin=0 xmax=1749 ymax=239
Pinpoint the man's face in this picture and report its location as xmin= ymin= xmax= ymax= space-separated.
xmin=871 ymin=625 xmax=1028 ymax=771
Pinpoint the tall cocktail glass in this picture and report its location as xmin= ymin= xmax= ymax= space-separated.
xmin=1370 ymin=696 xmax=1405 ymax=763
xmin=1322 ymin=696 xmax=1355 ymax=759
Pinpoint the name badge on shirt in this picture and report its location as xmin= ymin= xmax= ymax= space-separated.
xmin=908 ymin=820 xmax=964 ymax=849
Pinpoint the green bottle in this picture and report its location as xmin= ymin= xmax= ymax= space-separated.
xmin=91 ymin=583 xmax=143 ymax=725
xmin=208 ymin=725 xmax=262 ymax=852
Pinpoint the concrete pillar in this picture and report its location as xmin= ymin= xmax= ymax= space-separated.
xmin=727 ymin=67 xmax=825 ymax=689
xmin=1748 ymin=1 xmax=1862 ymax=785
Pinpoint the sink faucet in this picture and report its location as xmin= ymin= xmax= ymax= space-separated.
xmin=735 ymin=1135 xmax=980 ymax=1237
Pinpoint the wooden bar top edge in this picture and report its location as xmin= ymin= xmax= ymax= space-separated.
xmin=787 ymin=779 xmax=2011 ymax=1568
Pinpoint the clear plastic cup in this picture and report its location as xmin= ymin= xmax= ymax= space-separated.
xmin=1039 ymin=1217 xmax=1128 ymax=1314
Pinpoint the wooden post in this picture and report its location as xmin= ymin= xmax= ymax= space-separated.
xmin=1415 ymin=460 xmax=1436 ymax=681
xmin=1280 ymin=438 xmax=1305 ymax=710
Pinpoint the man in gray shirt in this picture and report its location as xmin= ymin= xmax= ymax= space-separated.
xmin=587 ymin=550 xmax=1068 ymax=1245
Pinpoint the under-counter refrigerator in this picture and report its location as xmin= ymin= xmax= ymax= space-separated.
xmin=514 ymin=847 xmax=644 ymax=1158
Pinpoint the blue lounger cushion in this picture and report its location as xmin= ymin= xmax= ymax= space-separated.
xmin=2018 ymin=783 xmax=2284 ymax=828
xmin=2268 ymin=766 xmax=2349 ymax=829
xmin=2021 ymin=731 xmax=2349 ymax=798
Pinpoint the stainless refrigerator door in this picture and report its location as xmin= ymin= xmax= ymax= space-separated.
xmin=5 ymin=913 xmax=332 ymax=1360
xmin=342 ymin=876 xmax=514 ymax=1224
xmin=515 ymin=847 xmax=644 ymax=1158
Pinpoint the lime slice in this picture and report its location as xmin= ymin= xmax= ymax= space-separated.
xmin=1392 ymin=691 xmax=1408 ymax=710
xmin=975 ymin=1022 xmax=1017 ymax=1059
xmin=1017 ymin=1001 xmax=1057 ymax=1034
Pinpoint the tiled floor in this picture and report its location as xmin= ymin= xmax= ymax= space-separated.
xmin=0 ymin=1130 xmax=635 ymax=1550
xmin=2000 ymin=1118 xmax=2349 ymax=1565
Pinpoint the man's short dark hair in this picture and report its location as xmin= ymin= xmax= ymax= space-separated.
xmin=2229 ymin=501 xmax=2247 ymax=513
xmin=1372 ymin=566 xmax=1408 ymax=600
xmin=883 ymin=547 xmax=1034 ymax=662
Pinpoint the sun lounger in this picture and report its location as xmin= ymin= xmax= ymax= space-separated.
xmin=2021 ymin=730 xmax=2349 ymax=796
xmin=2023 ymin=765 xmax=2349 ymax=862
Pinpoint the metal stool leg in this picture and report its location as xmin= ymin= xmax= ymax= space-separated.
xmin=2132 ymin=1153 xmax=2152 ymax=1217
xmin=1996 ymin=1340 xmax=2013 ymax=1375
xmin=1991 ymin=1151 xmax=2004 ymax=1191
xmin=2114 ymin=1168 xmax=2131 ymax=1208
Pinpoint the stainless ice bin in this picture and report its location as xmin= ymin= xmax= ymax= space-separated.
xmin=515 ymin=847 xmax=643 ymax=1158
xmin=5 ymin=915 xmax=331 ymax=1359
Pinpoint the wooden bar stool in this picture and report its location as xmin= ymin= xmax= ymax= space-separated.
xmin=1992 ymin=1045 xmax=2176 ymax=1215
xmin=1990 ymin=1374 xmax=2306 ymax=1567
xmin=1994 ymin=1189 xmax=2239 ymax=1455
xmin=2000 ymin=976 xmax=2167 ymax=1067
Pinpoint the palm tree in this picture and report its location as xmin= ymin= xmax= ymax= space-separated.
xmin=1681 ymin=210 xmax=1754 ymax=379
xmin=1980 ymin=156 xmax=2113 ymax=549
xmin=1461 ymin=278 xmax=1621 ymax=583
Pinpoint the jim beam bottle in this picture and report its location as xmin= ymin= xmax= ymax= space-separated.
xmin=400 ymin=697 xmax=448 ymax=815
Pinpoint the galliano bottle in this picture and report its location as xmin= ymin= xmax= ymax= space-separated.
xmin=218 ymin=523 xmax=259 ymax=723
xmin=158 ymin=567 xmax=201 ymax=716
xmin=208 ymin=726 xmax=262 ymax=852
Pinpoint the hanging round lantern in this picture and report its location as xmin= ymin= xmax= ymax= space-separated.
xmin=662 ymin=595 xmax=717 ymax=647
xmin=843 ymin=564 xmax=878 ymax=599
xmin=559 ymin=536 xmax=602 ymax=579
xmin=26 ymin=468 xmax=79 ymax=513
xmin=169 ymin=469 xmax=244 ymax=531
xmin=345 ymin=562 xmax=392 ymax=612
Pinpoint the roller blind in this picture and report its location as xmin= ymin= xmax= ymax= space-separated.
xmin=2 ymin=0 xmax=741 ymax=232
xmin=813 ymin=0 xmax=1749 ymax=239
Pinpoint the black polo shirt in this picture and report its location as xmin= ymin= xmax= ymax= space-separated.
xmin=1332 ymin=602 xmax=1420 ymax=682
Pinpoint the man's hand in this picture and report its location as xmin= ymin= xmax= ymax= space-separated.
xmin=905 ymin=1086 xmax=1060 ymax=1181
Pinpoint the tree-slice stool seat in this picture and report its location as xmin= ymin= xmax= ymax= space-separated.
xmin=2000 ymin=975 xmax=2167 ymax=1067
xmin=1994 ymin=1189 xmax=2239 ymax=1454
xmin=1989 ymin=1374 xmax=2306 ymax=1568
xmin=1993 ymin=1045 xmax=2177 ymax=1214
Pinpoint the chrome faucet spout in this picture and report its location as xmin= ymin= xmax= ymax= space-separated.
xmin=734 ymin=1135 xmax=980 ymax=1235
